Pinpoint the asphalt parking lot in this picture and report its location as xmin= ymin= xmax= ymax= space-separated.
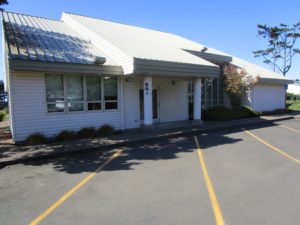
xmin=1 ymin=118 xmax=300 ymax=225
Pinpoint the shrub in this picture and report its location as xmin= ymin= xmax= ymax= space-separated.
xmin=0 ymin=107 xmax=8 ymax=122
xmin=55 ymin=130 xmax=76 ymax=142
xmin=260 ymin=108 xmax=291 ymax=115
xmin=25 ymin=133 xmax=46 ymax=145
xmin=223 ymin=64 xmax=256 ymax=107
xmin=98 ymin=124 xmax=114 ymax=136
xmin=76 ymin=127 xmax=97 ymax=139
xmin=0 ymin=111 xmax=5 ymax=122
xmin=202 ymin=106 xmax=257 ymax=121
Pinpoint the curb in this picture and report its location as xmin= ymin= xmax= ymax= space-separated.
xmin=0 ymin=116 xmax=294 ymax=168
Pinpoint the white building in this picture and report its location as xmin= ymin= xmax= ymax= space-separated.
xmin=287 ymin=82 xmax=300 ymax=95
xmin=2 ymin=11 xmax=293 ymax=142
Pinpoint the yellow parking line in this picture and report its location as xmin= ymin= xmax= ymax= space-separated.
xmin=29 ymin=149 xmax=124 ymax=225
xmin=194 ymin=136 xmax=226 ymax=225
xmin=280 ymin=124 xmax=300 ymax=134
xmin=242 ymin=128 xmax=300 ymax=164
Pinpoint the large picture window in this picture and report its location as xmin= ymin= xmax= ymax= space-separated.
xmin=188 ymin=77 xmax=223 ymax=110
xmin=45 ymin=74 xmax=118 ymax=113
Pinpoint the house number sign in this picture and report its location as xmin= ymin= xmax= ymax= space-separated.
xmin=145 ymin=82 xmax=149 ymax=95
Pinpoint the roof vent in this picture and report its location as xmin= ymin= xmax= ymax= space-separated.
xmin=94 ymin=56 xmax=106 ymax=65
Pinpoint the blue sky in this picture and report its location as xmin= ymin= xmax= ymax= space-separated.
xmin=1 ymin=0 xmax=300 ymax=80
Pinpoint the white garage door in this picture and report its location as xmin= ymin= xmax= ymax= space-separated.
xmin=252 ymin=85 xmax=285 ymax=112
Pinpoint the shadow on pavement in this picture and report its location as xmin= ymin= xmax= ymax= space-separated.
xmin=21 ymin=126 xmax=251 ymax=174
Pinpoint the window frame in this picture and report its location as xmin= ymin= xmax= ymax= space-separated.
xmin=45 ymin=74 xmax=119 ymax=114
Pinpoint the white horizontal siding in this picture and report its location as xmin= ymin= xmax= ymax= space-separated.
xmin=252 ymin=84 xmax=286 ymax=112
xmin=62 ymin=13 xmax=134 ymax=74
xmin=10 ymin=71 xmax=139 ymax=142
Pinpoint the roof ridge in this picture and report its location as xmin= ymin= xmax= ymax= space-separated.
xmin=63 ymin=11 xmax=177 ymax=36
xmin=2 ymin=10 xmax=61 ymax=22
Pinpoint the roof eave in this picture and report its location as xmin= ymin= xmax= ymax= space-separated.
xmin=257 ymin=77 xmax=294 ymax=85
xmin=133 ymin=58 xmax=220 ymax=78
xmin=9 ymin=59 xmax=123 ymax=76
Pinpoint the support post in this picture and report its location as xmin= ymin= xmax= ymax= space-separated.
xmin=144 ymin=76 xmax=153 ymax=126
xmin=193 ymin=78 xmax=202 ymax=120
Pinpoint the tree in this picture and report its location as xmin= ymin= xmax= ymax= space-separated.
xmin=253 ymin=23 xmax=300 ymax=76
xmin=0 ymin=80 xmax=4 ymax=94
xmin=0 ymin=0 xmax=8 ymax=5
xmin=223 ymin=64 xmax=256 ymax=107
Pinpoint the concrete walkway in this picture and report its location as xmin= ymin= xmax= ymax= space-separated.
xmin=0 ymin=114 xmax=297 ymax=168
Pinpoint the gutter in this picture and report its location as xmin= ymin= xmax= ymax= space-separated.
xmin=257 ymin=77 xmax=294 ymax=85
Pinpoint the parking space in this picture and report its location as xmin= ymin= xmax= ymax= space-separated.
xmin=1 ymin=119 xmax=300 ymax=225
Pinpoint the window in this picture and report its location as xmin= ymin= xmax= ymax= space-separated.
xmin=66 ymin=75 xmax=84 ymax=112
xmin=104 ymin=77 xmax=118 ymax=109
xmin=205 ymin=79 xmax=212 ymax=106
xmin=86 ymin=76 xmax=102 ymax=110
xmin=188 ymin=77 xmax=224 ymax=110
xmin=45 ymin=74 xmax=65 ymax=112
xmin=45 ymin=74 xmax=118 ymax=113
xmin=202 ymin=78 xmax=224 ymax=108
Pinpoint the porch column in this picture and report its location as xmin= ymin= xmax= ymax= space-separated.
xmin=193 ymin=78 xmax=202 ymax=120
xmin=144 ymin=76 xmax=153 ymax=126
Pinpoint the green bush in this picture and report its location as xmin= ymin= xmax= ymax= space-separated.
xmin=55 ymin=130 xmax=76 ymax=142
xmin=0 ymin=107 xmax=8 ymax=122
xmin=202 ymin=106 xmax=257 ymax=121
xmin=0 ymin=111 xmax=5 ymax=122
xmin=25 ymin=133 xmax=46 ymax=145
xmin=260 ymin=108 xmax=291 ymax=115
xmin=76 ymin=127 xmax=97 ymax=139
xmin=98 ymin=124 xmax=114 ymax=136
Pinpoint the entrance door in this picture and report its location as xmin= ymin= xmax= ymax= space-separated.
xmin=139 ymin=89 xmax=159 ymax=124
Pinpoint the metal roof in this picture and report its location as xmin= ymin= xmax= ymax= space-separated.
xmin=63 ymin=12 xmax=293 ymax=83
xmin=62 ymin=12 xmax=218 ymax=68
xmin=2 ymin=11 xmax=117 ymax=66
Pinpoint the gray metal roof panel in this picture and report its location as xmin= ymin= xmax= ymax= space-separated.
xmin=2 ymin=11 xmax=117 ymax=66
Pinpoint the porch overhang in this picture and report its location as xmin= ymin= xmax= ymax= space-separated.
xmin=133 ymin=58 xmax=220 ymax=78
xmin=9 ymin=60 xmax=123 ymax=76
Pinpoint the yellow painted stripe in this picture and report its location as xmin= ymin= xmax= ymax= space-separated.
xmin=194 ymin=136 xmax=226 ymax=225
xmin=242 ymin=128 xmax=300 ymax=164
xmin=29 ymin=149 xmax=124 ymax=225
xmin=280 ymin=124 xmax=300 ymax=134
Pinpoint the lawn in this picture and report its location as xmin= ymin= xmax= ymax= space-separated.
xmin=287 ymin=101 xmax=300 ymax=110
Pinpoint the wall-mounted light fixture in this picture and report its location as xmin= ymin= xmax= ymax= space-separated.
xmin=201 ymin=47 xmax=208 ymax=53
xmin=94 ymin=56 xmax=106 ymax=65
